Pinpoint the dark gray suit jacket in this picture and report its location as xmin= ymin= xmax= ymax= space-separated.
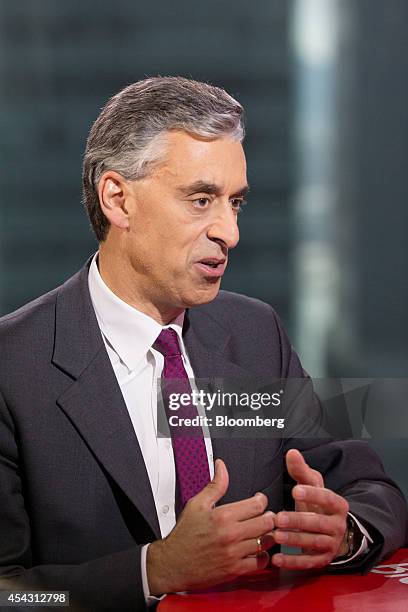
xmin=0 ymin=261 xmax=407 ymax=611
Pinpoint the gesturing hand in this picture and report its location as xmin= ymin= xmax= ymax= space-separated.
xmin=147 ymin=459 xmax=275 ymax=595
xmin=271 ymin=449 xmax=349 ymax=569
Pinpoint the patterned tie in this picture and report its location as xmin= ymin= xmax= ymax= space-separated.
xmin=154 ymin=328 xmax=210 ymax=508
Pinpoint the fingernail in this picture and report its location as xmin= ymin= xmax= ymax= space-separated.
xmin=273 ymin=554 xmax=283 ymax=567
xmin=255 ymin=492 xmax=264 ymax=498
xmin=295 ymin=486 xmax=305 ymax=499
xmin=264 ymin=511 xmax=274 ymax=523
xmin=278 ymin=513 xmax=289 ymax=526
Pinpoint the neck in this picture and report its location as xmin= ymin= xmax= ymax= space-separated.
xmin=97 ymin=245 xmax=183 ymax=325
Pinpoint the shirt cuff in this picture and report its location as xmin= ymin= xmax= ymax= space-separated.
xmin=330 ymin=512 xmax=374 ymax=565
xmin=141 ymin=543 xmax=167 ymax=606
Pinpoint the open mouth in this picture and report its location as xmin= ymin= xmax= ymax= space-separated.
xmin=202 ymin=262 xmax=219 ymax=268
xmin=195 ymin=258 xmax=227 ymax=278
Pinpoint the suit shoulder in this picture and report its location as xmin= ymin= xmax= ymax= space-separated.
xmin=188 ymin=290 xmax=298 ymax=377
xmin=196 ymin=289 xmax=279 ymax=325
xmin=0 ymin=286 xmax=58 ymax=333
xmin=0 ymin=288 xmax=61 ymax=382
xmin=189 ymin=290 xmax=285 ymax=347
xmin=190 ymin=291 xmax=304 ymax=378
xmin=0 ymin=265 xmax=86 ymax=340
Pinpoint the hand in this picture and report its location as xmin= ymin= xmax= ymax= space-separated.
xmin=271 ymin=449 xmax=349 ymax=569
xmin=147 ymin=459 xmax=275 ymax=595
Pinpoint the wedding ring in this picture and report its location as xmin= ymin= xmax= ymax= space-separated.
xmin=256 ymin=536 xmax=263 ymax=553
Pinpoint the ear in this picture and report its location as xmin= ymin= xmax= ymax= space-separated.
xmin=98 ymin=171 xmax=130 ymax=230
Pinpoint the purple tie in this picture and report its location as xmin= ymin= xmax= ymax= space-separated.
xmin=154 ymin=328 xmax=210 ymax=508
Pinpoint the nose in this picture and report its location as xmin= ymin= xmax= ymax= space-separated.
xmin=207 ymin=203 xmax=240 ymax=251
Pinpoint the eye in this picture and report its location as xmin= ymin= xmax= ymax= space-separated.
xmin=230 ymin=198 xmax=246 ymax=213
xmin=192 ymin=197 xmax=211 ymax=208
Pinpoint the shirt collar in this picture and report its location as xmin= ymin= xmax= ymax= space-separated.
xmin=88 ymin=253 xmax=185 ymax=371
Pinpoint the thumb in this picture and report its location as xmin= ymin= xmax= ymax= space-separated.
xmin=286 ymin=448 xmax=324 ymax=487
xmin=199 ymin=458 xmax=229 ymax=509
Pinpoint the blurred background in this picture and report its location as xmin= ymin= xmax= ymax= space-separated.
xmin=1 ymin=1 xmax=407 ymax=493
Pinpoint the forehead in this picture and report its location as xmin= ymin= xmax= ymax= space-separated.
xmin=152 ymin=130 xmax=247 ymax=187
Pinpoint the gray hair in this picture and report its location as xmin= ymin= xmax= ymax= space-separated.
xmin=82 ymin=76 xmax=245 ymax=241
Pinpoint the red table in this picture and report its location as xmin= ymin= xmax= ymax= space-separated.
xmin=159 ymin=549 xmax=408 ymax=611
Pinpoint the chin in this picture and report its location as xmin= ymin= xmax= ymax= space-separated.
xmin=182 ymin=283 xmax=221 ymax=308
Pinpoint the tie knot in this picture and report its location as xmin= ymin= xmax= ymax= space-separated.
xmin=153 ymin=328 xmax=182 ymax=357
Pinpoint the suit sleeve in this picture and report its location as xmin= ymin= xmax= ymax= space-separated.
xmin=0 ymin=390 xmax=147 ymax=612
xmin=271 ymin=309 xmax=408 ymax=571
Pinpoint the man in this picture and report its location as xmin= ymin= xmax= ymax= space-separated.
xmin=0 ymin=77 xmax=406 ymax=611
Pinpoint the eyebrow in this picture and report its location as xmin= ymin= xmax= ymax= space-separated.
xmin=176 ymin=181 xmax=250 ymax=198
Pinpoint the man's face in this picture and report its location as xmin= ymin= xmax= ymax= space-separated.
xmin=119 ymin=130 xmax=248 ymax=318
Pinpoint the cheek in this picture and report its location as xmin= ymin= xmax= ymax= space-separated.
xmin=171 ymin=230 xmax=203 ymax=259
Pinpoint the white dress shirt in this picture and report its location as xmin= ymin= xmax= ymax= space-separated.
xmin=88 ymin=253 xmax=371 ymax=603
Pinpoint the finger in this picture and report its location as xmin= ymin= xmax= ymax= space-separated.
xmin=231 ymin=511 xmax=275 ymax=541
xmin=273 ymin=529 xmax=335 ymax=552
xmin=237 ymin=551 xmax=270 ymax=574
xmin=292 ymin=485 xmax=349 ymax=516
xmin=271 ymin=551 xmax=333 ymax=570
xmin=213 ymin=510 xmax=275 ymax=545
xmin=295 ymin=499 xmax=309 ymax=514
xmin=275 ymin=511 xmax=341 ymax=535
xmin=286 ymin=450 xmax=323 ymax=513
xmin=286 ymin=449 xmax=324 ymax=488
xmin=235 ymin=532 xmax=276 ymax=558
xmin=198 ymin=458 xmax=229 ymax=509
xmin=292 ymin=483 xmax=320 ymax=514
xmin=216 ymin=491 xmax=269 ymax=522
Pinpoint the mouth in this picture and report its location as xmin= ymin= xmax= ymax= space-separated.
xmin=195 ymin=257 xmax=227 ymax=278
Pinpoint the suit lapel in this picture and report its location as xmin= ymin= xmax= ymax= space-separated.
xmin=52 ymin=262 xmax=160 ymax=538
